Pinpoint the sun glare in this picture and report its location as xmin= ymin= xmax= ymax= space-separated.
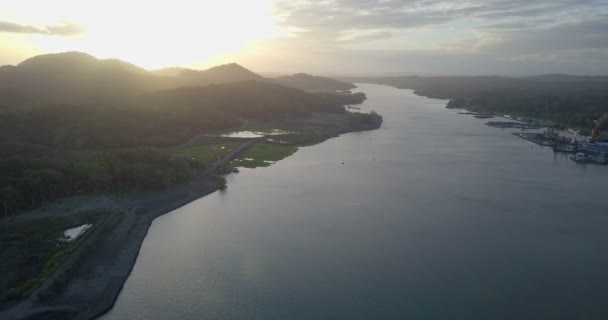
xmin=0 ymin=0 xmax=287 ymax=69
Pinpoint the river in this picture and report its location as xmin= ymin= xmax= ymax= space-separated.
xmin=101 ymin=84 xmax=608 ymax=319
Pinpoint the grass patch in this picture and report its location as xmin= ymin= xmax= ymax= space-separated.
xmin=231 ymin=143 xmax=298 ymax=168
xmin=0 ymin=209 xmax=111 ymax=300
xmin=170 ymin=141 xmax=242 ymax=164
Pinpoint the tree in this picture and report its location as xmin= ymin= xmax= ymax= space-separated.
xmin=0 ymin=186 xmax=18 ymax=215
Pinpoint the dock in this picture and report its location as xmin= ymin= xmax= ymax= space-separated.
xmin=486 ymin=121 xmax=544 ymax=129
xmin=512 ymin=132 xmax=577 ymax=153
xmin=457 ymin=112 xmax=493 ymax=116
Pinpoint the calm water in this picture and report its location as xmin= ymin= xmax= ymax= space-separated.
xmin=101 ymin=84 xmax=608 ymax=320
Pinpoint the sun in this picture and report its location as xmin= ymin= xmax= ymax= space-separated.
xmin=0 ymin=0 xmax=289 ymax=69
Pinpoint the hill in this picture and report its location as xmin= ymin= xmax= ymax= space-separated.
xmin=0 ymin=52 xmax=362 ymax=106
xmin=347 ymin=75 xmax=608 ymax=128
xmin=0 ymin=52 xmax=373 ymax=220
xmin=0 ymin=53 xmax=265 ymax=105
xmin=0 ymin=80 xmax=363 ymax=149
xmin=274 ymin=73 xmax=356 ymax=92
xmin=0 ymin=52 xmax=369 ymax=150
xmin=0 ymin=52 xmax=165 ymax=105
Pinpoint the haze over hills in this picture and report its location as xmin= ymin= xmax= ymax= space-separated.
xmin=0 ymin=52 xmax=165 ymax=105
xmin=0 ymin=51 xmax=368 ymax=150
xmin=154 ymin=63 xmax=265 ymax=87
xmin=272 ymin=73 xmax=356 ymax=92
xmin=0 ymin=51 xmax=378 ymax=227
xmin=346 ymin=74 xmax=608 ymax=129
xmin=2 ymin=2 xmax=608 ymax=320
xmin=0 ymin=52 xmax=360 ymax=106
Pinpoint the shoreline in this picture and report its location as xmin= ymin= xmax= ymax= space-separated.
xmin=83 ymin=173 xmax=225 ymax=320
xmin=1 ymin=112 xmax=382 ymax=320
xmin=1 ymin=171 xmax=225 ymax=320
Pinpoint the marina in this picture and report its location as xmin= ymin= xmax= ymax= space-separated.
xmin=459 ymin=110 xmax=608 ymax=165
xmin=485 ymin=121 xmax=545 ymax=130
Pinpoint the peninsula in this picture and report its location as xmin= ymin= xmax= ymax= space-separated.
xmin=0 ymin=52 xmax=382 ymax=320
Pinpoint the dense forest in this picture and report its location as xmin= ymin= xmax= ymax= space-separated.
xmin=348 ymin=74 xmax=608 ymax=129
xmin=0 ymin=52 xmax=366 ymax=215
xmin=0 ymin=148 xmax=198 ymax=215
xmin=0 ymin=81 xmax=363 ymax=150
xmin=273 ymin=73 xmax=356 ymax=92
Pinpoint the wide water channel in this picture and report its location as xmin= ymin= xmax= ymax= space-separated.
xmin=102 ymin=84 xmax=608 ymax=319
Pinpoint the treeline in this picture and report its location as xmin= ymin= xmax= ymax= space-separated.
xmin=446 ymin=91 xmax=608 ymax=128
xmin=0 ymin=52 xmax=370 ymax=216
xmin=349 ymin=75 xmax=608 ymax=129
xmin=1 ymin=81 xmax=361 ymax=149
xmin=316 ymin=92 xmax=366 ymax=105
xmin=0 ymin=148 xmax=196 ymax=215
xmin=274 ymin=73 xmax=356 ymax=92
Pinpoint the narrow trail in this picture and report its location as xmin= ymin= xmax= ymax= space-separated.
xmin=203 ymin=139 xmax=258 ymax=173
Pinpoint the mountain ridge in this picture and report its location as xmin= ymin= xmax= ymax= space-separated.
xmin=0 ymin=52 xmax=357 ymax=105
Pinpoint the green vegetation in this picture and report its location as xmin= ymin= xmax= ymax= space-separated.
xmin=0 ymin=209 xmax=114 ymax=300
xmin=232 ymin=143 xmax=298 ymax=168
xmin=0 ymin=53 xmax=377 ymax=306
xmin=0 ymin=53 xmax=364 ymax=150
xmin=0 ymin=148 xmax=196 ymax=215
xmin=170 ymin=141 xmax=241 ymax=164
xmin=0 ymin=52 xmax=370 ymax=217
xmin=274 ymin=73 xmax=357 ymax=92
xmin=352 ymin=75 xmax=608 ymax=130
xmin=39 ymin=210 xmax=124 ymax=298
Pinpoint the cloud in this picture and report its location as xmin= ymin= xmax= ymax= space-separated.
xmin=0 ymin=20 xmax=83 ymax=36
xmin=260 ymin=0 xmax=608 ymax=74
xmin=479 ymin=18 xmax=608 ymax=53
xmin=337 ymin=31 xmax=392 ymax=44
xmin=45 ymin=21 xmax=84 ymax=36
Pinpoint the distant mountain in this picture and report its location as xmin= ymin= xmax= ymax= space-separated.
xmin=0 ymin=52 xmax=364 ymax=106
xmin=151 ymin=67 xmax=189 ymax=77
xmin=0 ymin=90 xmax=35 ymax=111
xmin=0 ymin=51 xmax=371 ymax=148
xmin=0 ymin=52 xmax=165 ymax=105
xmin=1 ymin=80 xmax=361 ymax=149
xmin=0 ymin=52 xmax=265 ymax=105
xmin=17 ymin=52 xmax=148 ymax=75
xmin=349 ymin=74 xmax=608 ymax=128
xmin=274 ymin=73 xmax=356 ymax=92
xmin=173 ymin=63 xmax=264 ymax=87
xmin=135 ymin=80 xmax=346 ymax=119
xmin=525 ymin=74 xmax=608 ymax=83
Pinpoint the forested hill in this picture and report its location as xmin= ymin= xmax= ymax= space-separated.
xmin=346 ymin=75 xmax=608 ymax=128
xmin=273 ymin=73 xmax=356 ymax=92
xmin=0 ymin=52 xmax=356 ymax=106
xmin=0 ymin=53 xmax=369 ymax=216
xmin=0 ymin=52 xmax=163 ymax=105
xmin=0 ymin=80 xmax=364 ymax=150
xmin=0 ymin=53 xmax=264 ymax=105
xmin=153 ymin=63 xmax=265 ymax=87
xmin=0 ymin=52 xmax=366 ymax=151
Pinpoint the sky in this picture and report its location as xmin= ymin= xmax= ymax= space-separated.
xmin=0 ymin=0 xmax=607 ymax=75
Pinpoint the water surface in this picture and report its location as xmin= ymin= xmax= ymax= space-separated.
xmin=102 ymin=84 xmax=608 ymax=320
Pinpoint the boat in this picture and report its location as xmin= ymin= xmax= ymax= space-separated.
xmin=571 ymin=151 xmax=608 ymax=165
xmin=580 ymin=142 xmax=608 ymax=154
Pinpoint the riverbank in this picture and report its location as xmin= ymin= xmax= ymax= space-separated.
xmin=0 ymin=163 xmax=227 ymax=320
xmin=0 ymin=111 xmax=382 ymax=320
xmin=95 ymin=84 xmax=608 ymax=320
